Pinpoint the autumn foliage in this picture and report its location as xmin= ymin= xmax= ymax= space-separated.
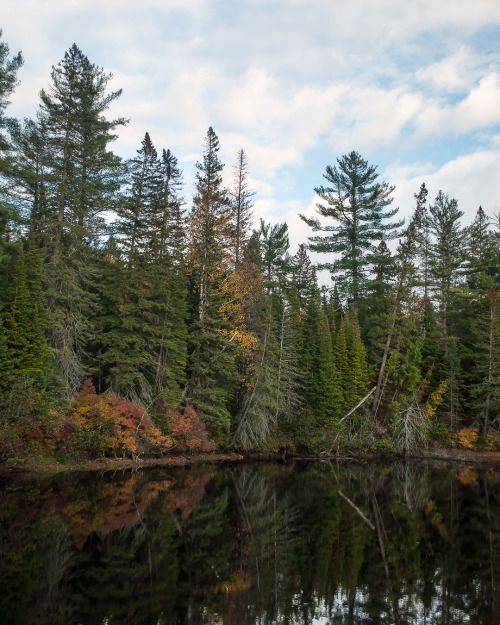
xmin=166 ymin=404 xmax=213 ymax=453
xmin=65 ymin=380 xmax=172 ymax=458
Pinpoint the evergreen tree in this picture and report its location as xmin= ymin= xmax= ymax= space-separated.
xmin=257 ymin=219 xmax=291 ymax=293
xmin=3 ymin=238 xmax=51 ymax=373
xmin=24 ymin=44 xmax=126 ymax=394
xmin=269 ymin=289 xmax=304 ymax=433
xmin=371 ymin=186 xmax=427 ymax=416
xmin=428 ymin=190 xmax=465 ymax=337
xmin=346 ymin=307 xmax=369 ymax=407
xmin=465 ymin=206 xmax=499 ymax=286
xmin=96 ymin=237 xmax=151 ymax=402
xmin=413 ymin=183 xmax=430 ymax=298
xmin=301 ymin=151 xmax=402 ymax=305
xmin=118 ymin=132 xmax=162 ymax=264
xmin=290 ymin=245 xmax=315 ymax=303
xmin=335 ymin=315 xmax=350 ymax=412
xmin=186 ymin=128 xmax=238 ymax=436
xmin=362 ymin=239 xmax=395 ymax=361
xmin=229 ymin=148 xmax=254 ymax=270
xmin=0 ymin=31 xmax=23 ymax=302
xmin=0 ymin=30 xmax=23 ymax=158
xmin=468 ymin=289 xmax=500 ymax=434
xmin=0 ymin=318 xmax=13 ymax=383
xmin=419 ymin=299 xmax=444 ymax=397
xmin=97 ymin=135 xmax=188 ymax=410
xmin=300 ymin=280 xmax=342 ymax=424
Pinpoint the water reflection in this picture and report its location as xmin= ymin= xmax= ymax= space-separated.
xmin=0 ymin=461 xmax=499 ymax=624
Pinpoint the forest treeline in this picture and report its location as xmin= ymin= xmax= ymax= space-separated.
xmin=0 ymin=37 xmax=499 ymax=460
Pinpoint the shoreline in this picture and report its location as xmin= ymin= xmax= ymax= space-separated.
xmin=2 ymin=446 xmax=500 ymax=476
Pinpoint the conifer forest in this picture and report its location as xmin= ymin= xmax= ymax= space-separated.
xmin=1 ymin=37 xmax=499 ymax=462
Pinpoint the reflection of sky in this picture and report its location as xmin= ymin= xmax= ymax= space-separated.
xmin=304 ymin=589 xmax=472 ymax=624
xmin=2 ymin=0 xmax=500 ymax=259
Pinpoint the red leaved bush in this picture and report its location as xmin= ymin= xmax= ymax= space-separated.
xmin=66 ymin=380 xmax=172 ymax=458
xmin=167 ymin=404 xmax=213 ymax=453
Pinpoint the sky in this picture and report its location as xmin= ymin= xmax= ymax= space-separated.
xmin=2 ymin=0 xmax=500 ymax=262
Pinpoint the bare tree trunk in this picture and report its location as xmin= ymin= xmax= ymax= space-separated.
xmin=371 ymin=317 xmax=396 ymax=416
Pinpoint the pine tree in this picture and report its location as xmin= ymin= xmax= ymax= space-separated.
xmin=0 ymin=318 xmax=13 ymax=384
xmin=413 ymin=183 xmax=430 ymax=298
xmin=96 ymin=237 xmax=152 ymax=402
xmin=301 ymin=151 xmax=402 ymax=305
xmin=362 ymin=239 xmax=395 ymax=362
xmin=149 ymin=147 xmax=188 ymax=411
xmin=118 ymin=132 xmax=162 ymax=264
xmin=420 ymin=299 xmax=443 ymax=396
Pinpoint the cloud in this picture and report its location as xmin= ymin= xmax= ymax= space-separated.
xmin=416 ymin=73 xmax=500 ymax=138
xmin=329 ymin=85 xmax=422 ymax=151
xmin=415 ymin=45 xmax=489 ymax=92
xmin=388 ymin=149 xmax=500 ymax=224
xmin=2 ymin=0 xmax=500 ymax=243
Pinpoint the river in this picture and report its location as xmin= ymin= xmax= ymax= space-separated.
xmin=0 ymin=460 xmax=498 ymax=624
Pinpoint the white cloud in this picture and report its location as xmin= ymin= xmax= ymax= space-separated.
xmin=416 ymin=73 xmax=500 ymax=137
xmin=330 ymin=85 xmax=422 ymax=151
xmin=2 ymin=0 xmax=500 ymax=239
xmin=389 ymin=149 xmax=500 ymax=224
xmin=415 ymin=46 xmax=488 ymax=92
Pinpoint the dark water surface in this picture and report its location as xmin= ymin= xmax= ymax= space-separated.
xmin=0 ymin=460 xmax=499 ymax=624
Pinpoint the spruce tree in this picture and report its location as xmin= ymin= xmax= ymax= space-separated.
xmin=370 ymin=186 xmax=428 ymax=416
xmin=257 ymin=219 xmax=291 ymax=293
xmin=468 ymin=289 xmax=500 ymax=435
xmin=97 ymin=135 xmax=188 ymax=410
xmin=26 ymin=45 xmax=126 ymax=394
xmin=0 ymin=31 xmax=23 ymax=304
xmin=229 ymin=148 xmax=254 ymax=270
xmin=300 ymin=281 xmax=342 ymax=424
xmin=186 ymin=128 xmax=238 ymax=436
xmin=428 ymin=190 xmax=465 ymax=337
xmin=0 ymin=30 xmax=23 ymax=159
xmin=3 ymin=238 xmax=51 ymax=373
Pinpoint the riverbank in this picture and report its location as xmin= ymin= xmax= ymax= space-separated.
xmin=3 ymin=445 xmax=500 ymax=476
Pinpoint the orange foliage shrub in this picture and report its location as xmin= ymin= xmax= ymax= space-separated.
xmin=66 ymin=380 xmax=172 ymax=458
xmin=455 ymin=427 xmax=480 ymax=450
xmin=166 ymin=404 xmax=213 ymax=453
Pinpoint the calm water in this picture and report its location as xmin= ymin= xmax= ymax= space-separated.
xmin=0 ymin=460 xmax=499 ymax=624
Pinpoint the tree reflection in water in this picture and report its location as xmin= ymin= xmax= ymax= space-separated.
xmin=0 ymin=461 xmax=499 ymax=624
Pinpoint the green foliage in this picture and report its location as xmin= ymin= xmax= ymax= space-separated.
xmin=301 ymin=150 xmax=402 ymax=304
xmin=0 ymin=35 xmax=497 ymax=456
xmin=257 ymin=219 xmax=291 ymax=293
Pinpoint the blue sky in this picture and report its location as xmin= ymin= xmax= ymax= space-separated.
xmin=3 ymin=0 xmax=500 ymax=256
